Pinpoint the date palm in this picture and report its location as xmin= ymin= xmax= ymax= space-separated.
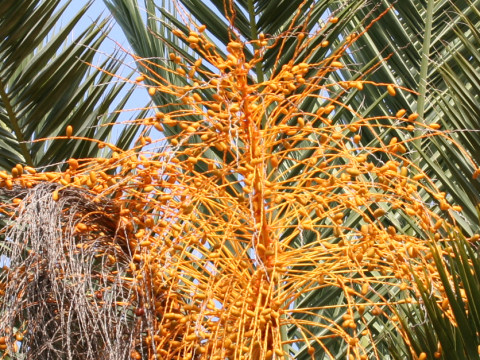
xmin=103 ymin=0 xmax=480 ymax=359
xmin=0 ymin=0 xmax=478 ymax=359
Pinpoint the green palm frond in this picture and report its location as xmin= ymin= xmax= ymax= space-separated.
xmin=0 ymin=0 xmax=142 ymax=170
xmin=343 ymin=0 xmax=480 ymax=231
xmin=395 ymin=232 xmax=480 ymax=360
xmin=329 ymin=2 xmax=480 ymax=358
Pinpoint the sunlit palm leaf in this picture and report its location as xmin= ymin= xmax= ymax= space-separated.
xmin=0 ymin=0 xmax=141 ymax=170
xmin=395 ymin=233 xmax=480 ymax=360
xmin=344 ymin=0 xmax=480 ymax=231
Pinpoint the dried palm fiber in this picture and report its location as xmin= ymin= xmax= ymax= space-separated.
xmin=0 ymin=184 xmax=139 ymax=360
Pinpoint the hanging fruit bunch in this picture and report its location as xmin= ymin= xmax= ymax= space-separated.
xmin=0 ymin=1 xmax=478 ymax=359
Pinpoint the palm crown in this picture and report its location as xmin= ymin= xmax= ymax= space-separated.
xmin=0 ymin=0 xmax=479 ymax=359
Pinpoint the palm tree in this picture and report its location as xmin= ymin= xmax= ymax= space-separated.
xmin=0 ymin=0 xmax=478 ymax=359
xmin=102 ymin=0 xmax=480 ymax=359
